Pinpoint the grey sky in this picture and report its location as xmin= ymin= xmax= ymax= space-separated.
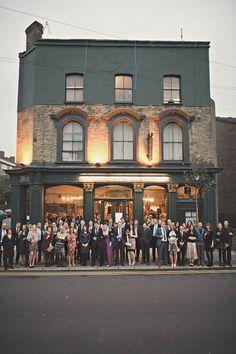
xmin=0 ymin=0 xmax=235 ymax=157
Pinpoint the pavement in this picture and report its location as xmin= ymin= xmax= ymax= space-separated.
xmin=1 ymin=273 xmax=236 ymax=354
xmin=0 ymin=251 xmax=236 ymax=275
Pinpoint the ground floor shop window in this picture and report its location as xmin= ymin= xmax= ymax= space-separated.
xmin=143 ymin=186 xmax=166 ymax=220
xmin=45 ymin=185 xmax=83 ymax=222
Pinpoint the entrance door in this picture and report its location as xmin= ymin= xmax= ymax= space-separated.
xmin=94 ymin=200 xmax=133 ymax=223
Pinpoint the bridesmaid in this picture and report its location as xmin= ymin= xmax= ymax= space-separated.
xmin=103 ymin=224 xmax=113 ymax=267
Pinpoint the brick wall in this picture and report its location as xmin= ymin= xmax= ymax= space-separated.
xmin=216 ymin=117 xmax=236 ymax=227
xmin=17 ymin=104 xmax=215 ymax=166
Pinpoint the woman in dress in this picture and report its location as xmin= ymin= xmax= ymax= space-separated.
xmin=67 ymin=227 xmax=77 ymax=267
xmin=55 ymin=226 xmax=67 ymax=267
xmin=168 ymin=223 xmax=178 ymax=268
xmin=80 ymin=225 xmax=90 ymax=266
xmin=125 ymin=225 xmax=137 ymax=266
xmin=215 ymin=222 xmax=224 ymax=266
xmin=103 ymin=224 xmax=113 ymax=267
xmin=186 ymin=224 xmax=198 ymax=266
xmin=204 ymin=223 xmax=215 ymax=267
xmin=27 ymin=224 xmax=39 ymax=268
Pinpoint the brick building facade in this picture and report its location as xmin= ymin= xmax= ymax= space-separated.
xmin=216 ymin=117 xmax=236 ymax=227
xmin=8 ymin=21 xmax=221 ymax=226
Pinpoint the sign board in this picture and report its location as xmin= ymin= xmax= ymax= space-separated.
xmin=115 ymin=213 xmax=123 ymax=223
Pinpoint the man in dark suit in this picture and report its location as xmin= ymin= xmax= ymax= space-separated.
xmin=12 ymin=222 xmax=21 ymax=264
xmin=141 ymin=223 xmax=152 ymax=264
xmin=221 ymin=220 xmax=234 ymax=267
xmin=95 ymin=222 xmax=105 ymax=266
xmin=133 ymin=219 xmax=142 ymax=262
xmin=0 ymin=222 xmax=7 ymax=267
xmin=2 ymin=229 xmax=15 ymax=270
xmin=77 ymin=219 xmax=85 ymax=262
xmin=114 ymin=221 xmax=126 ymax=266
xmin=176 ymin=225 xmax=187 ymax=266
xmin=156 ymin=221 xmax=169 ymax=266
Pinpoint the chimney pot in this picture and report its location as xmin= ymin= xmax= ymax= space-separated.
xmin=25 ymin=21 xmax=44 ymax=51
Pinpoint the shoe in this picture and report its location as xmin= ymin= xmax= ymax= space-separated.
xmin=10 ymin=266 xmax=14 ymax=269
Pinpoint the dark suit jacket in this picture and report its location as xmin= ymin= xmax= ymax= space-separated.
xmin=2 ymin=235 xmax=15 ymax=252
xmin=141 ymin=228 xmax=152 ymax=245
xmin=113 ymin=227 xmax=126 ymax=246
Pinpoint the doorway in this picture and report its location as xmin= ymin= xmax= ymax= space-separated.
xmin=94 ymin=200 xmax=133 ymax=223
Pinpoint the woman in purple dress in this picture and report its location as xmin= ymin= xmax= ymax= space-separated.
xmin=103 ymin=224 xmax=113 ymax=267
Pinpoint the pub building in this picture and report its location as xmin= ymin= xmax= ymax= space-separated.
xmin=8 ymin=21 xmax=221 ymax=226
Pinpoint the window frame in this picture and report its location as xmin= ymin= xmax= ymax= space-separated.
xmin=54 ymin=114 xmax=88 ymax=164
xmin=62 ymin=121 xmax=84 ymax=162
xmin=115 ymin=74 xmax=133 ymax=103
xmin=158 ymin=115 xmax=189 ymax=165
xmin=163 ymin=122 xmax=183 ymax=161
xmin=108 ymin=115 xmax=140 ymax=164
xmin=65 ymin=73 xmax=84 ymax=103
xmin=163 ymin=75 xmax=181 ymax=104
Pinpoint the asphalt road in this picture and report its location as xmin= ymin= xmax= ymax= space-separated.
xmin=0 ymin=273 xmax=236 ymax=354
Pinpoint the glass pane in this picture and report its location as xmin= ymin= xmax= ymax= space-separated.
xmin=72 ymin=123 xmax=82 ymax=133
xmin=73 ymin=141 xmax=83 ymax=151
xmin=74 ymin=75 xmax=83 ymax=88
xmin=124 ymin=142 xmax=133 ymax=160
xmin=63 ymin=123 xmax=73 ymax=134
xmin=164 ymin=77 xmax=172 ymax=89
xmin=95 ymin=186 xmax=132 ymax=199
xmin=66 ymin=89 xmax=75 ymax=102
xmin=73 ymin=132 xmax=83 ymax=141
xmin=123 ymin=89 xmax=133 ymax=102
xmin=172 ymin=77 xmax=180 ymax=89
xmin=113 ymin=141 xmax=123 ymax=159
xmin=173 ymin=124 xmax=183 ymax=142
xmin=172 ymin=90 xmax=180 ymax=102
xmin=123 ymin=123 xmax=133 ymax=141
xmin=143 ymin=187 xmax=166 ymax=220
xmin=62 ymin=152 xmax=73 ymax=161
xmin=74 ymin=89 xmax=83 ymax=102
xmin=113 ymin=124 xmax=123 ymax=141
xmin=115 ymin=89 xmax=124 ymax=101
xmin=163 ymin=90 xmax=172 ymax=103
xmin=66 ymin=76 xmax=75 ymax=88
xmin=115 ymin=76 xmax=124 ymax=89
xmin=124 ymin=76 xmax=132 ymax=89
xmin=72 ymin=151 xmax=83 ymax=161
xmin=163 ymin=124 xmax=173 ymax=142
xmin=173 ymin=143 xmax=183 ymax=160
xmin=63 ymin=141 xmax=72 ymax=151
xmin=163 ymin=143 xmax=172 ymax=160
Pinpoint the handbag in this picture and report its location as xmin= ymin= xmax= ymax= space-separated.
xmin=47 ymin=244 xmax=54 ymax=252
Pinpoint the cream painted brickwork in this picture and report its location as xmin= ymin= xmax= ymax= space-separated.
xmin=16 ymin=104 xmax=215 ymax=165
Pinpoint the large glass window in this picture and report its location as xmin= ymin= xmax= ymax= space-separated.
xmin=163 ymin=75 xmax=181 ymax=104
xmin=66 ymin=74 xmax=84 ymax=102
xmin=143 ymin=186 xmax=166 ymax=220
xmin=163 ymin=123 xmax=183 ymax=160
xmin=115 ymin=75 xmax=133 ymax=102
xmin=45 ymin=185 xmax=83 ymax=222
xmin=113 ymin=122 xmax=134 ymax=160
xmin=62 ymin=122 xmax=84 ymax=161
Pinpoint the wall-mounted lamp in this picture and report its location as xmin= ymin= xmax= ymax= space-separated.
xmin=95 ymin=162 xmax=101 ymax=167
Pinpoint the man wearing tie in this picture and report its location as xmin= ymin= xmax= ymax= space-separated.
xmin=114 ymin=221 xmax=125 ymax=266
xmin=156 ymin=221 xmax=168 ymax=266
xmin=12 ymin=222 xmax=21 ymax=264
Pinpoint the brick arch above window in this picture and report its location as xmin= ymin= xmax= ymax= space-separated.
xmin=103 ymin=108 xmax=144 ymax=122
xmin=152 ymin=108 xmax=194 ymax=123
xmin=51 ymin=107 xmax=93 ymax=121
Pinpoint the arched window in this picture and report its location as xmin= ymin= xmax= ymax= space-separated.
xmin=163 ymin=123 xmax=183 ymax=160
xmin=113 ymin=122 xmax=134 ymax=160
xmin=62 ymin=122 xmax=83 ymax=161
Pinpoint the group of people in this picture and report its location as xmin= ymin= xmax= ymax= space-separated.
xmin=0 ymin=216 xmax=234 ymax=270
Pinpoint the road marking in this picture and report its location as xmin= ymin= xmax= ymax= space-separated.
xmin=0 ymin=269 xmax=236 ymax=277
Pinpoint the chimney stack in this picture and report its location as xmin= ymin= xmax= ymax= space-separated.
xmin=25 ymin=21 xmax=44 ymax=51
xmin=0 ymin=151 xmax=5 ymax=158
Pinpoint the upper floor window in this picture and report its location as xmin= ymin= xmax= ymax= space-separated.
xmin=66 ymin=74 xmax=84 ymax=102
xmin=163 ymin=122 xmax=183 ymax=160
xmin=115 ymin=75 xmax=133 ymax=102
xmin=113 ymin=122 xmax=134 ymax=160
xmin=62 ymin=122 xmax=84 ymax=161
xmin=163 ymin=75 xmax=181 ymax=104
